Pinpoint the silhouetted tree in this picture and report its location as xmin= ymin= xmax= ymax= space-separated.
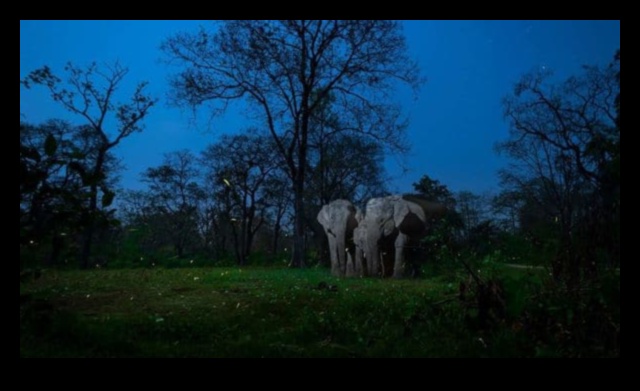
xmin=141 ymin=150 xmax=205 ymax=258
xmin=201 ymin=133 xmax=281 ymax=265
xmin=411 ymin=175 xmax=462 ymax=266
xmin=305 ymin=91 xmax=388 ymax=208
xmin=455 ymin=191 xmax=485 ymax=240
xmin=163 ymin=20 xmax=422 ymax=267
xmin=452 ymin=191 xmax=502 ymax=256
xmin=22 ymin=62 xmax=156 ymax=268
xmin=412 ymin=175 xmax=457 ymax=208
xmin=308 ymin=133 xmax=387 ymax=208
xmin=497 ymin=50 xmax=620 ymax=280
xmin=20 ymin=119 xmax=120 ymax=266
xmin=491 ymin=190 xmax=523 ymax=232
xmin=261 ymin=169 xmax=293 ymax=258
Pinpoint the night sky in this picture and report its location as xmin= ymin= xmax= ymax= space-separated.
xmin=20 ymin=20 xmax=620 ymax=196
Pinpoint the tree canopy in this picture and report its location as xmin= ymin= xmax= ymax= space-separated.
xmin=162 ymin=20 xmax=422 ymax=267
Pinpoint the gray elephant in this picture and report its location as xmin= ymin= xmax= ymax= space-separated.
xmin=317 ymin=199 xmax=362 ymax=277
xmin=363 ymin=195 xmax=447 ymax=278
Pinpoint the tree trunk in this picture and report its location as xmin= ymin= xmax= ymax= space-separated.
xmin=80 ymin=184 xmax=98 ymax=269
xmin=291 ymin=175 xmax=306 ymax=268
xmin=327 ymin=234 xmax=338 ymax=276
xmin=46 ymin=235 xmax=63 ymax=266
xmin=231 ymin=222 xmax=241 ymax=265
xmin=240 ymin=192 xmax=249 ymax=266
xmin=291 ymin=112 xmax=308 ymax=268
xmin=79 ymin=149 xmax=106 ymax=269
xmin=243 ymin=217 xmax=255 ymax=267
xmin=272 ymin=210 xmax=282 ymax=258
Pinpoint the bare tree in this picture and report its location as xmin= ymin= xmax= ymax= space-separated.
xmin=498 ymin=134 xmax=588 ymax=277
xmin=142 ymin=150 xmax=204 ymax=258
xmin=456 ymin=191 xmax=490 ymax=240
xmin=491 ymin=190 xmax=523 ymax=233
xmin=201 ymin=133 xmax=281 ymax=265
xmin=261 ymin=169 xmax=293 ymax=259
xmin=497 ymin=52 xmax=620 ymax=279
xmin=22 ymin=62 xmax=156 ymax=268
xmin=501 ymin=65 xmax=618 ymax=188
xmin=162 ymin=20 xmax=422 ymax=267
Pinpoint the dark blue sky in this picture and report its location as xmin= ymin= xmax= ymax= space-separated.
xmin=20 ymin=20 xmax=620 ymax=196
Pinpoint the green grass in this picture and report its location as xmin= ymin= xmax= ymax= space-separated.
xmin=20 ymin=265 xmax=617 ymax=357
xmin=20 ymin=267 xmax=460 ymax=357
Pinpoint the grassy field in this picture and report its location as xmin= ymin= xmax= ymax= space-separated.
xmin=20 ymin=264 xmax=608 ymax=357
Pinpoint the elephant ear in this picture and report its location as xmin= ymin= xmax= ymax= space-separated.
xmin=317 ymin=205 xmax=330 ymax=228
xmin=381 ymin=218 xmax=396 ymax=236
xmin=406 ymin=200 xmax=427 ymax=222
xmin=393 ymin=198 xmax=427 ymax=226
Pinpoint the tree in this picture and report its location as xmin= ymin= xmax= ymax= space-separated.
xmin=141 ymin=150 xmax=205 ymax=258
xmin=455 ymin=191 xmax=486 ymax=240
xmin=261 ymin=168 xmax=293 ymax=259
xmin=307 ymin=132 xmax=387 ymax=208
xmin=22 ymin=62 xmax=156 ymax=268
xmin=497 ymin=50 xmax=620 ymax=279
xmin=410 ymin=175 xmax=461 ymax=271
xmin=163 ymin=20 xmax=421 ymax=267
xmin=305 ymin=90 xmax=388 ymax=208
xmin=20 ymin=119 xmax=121 ymax=266
xmin=201 ymin=133 xmax=281 ymax=265
xmin=21 ymin=119 xmax=83 ymax=267
xmin=411 ymin=175 xmax=456 ymax=208
xmin=491 ymin=190 xmax=523 ymax=233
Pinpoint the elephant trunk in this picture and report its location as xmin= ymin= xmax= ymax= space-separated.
xmin=365 ymin=224 xmax=381 ymax=277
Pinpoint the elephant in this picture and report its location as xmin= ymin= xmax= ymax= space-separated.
xmin=317 ymin=199 xmax=362 ymax=277
xmin=362 ymin=195 xmax=447 ymax=278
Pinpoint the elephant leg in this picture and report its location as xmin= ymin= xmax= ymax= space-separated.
xmin=393 ymin=232 xmax=408 ymax=278
xmin=367 ymin=245 xmax=381 ymax=277
xmin=346 ymin=252 xmax=355 ymax=277
xmin=327 ymin=235 xmax=339 ymax=276
xmin=355 ymin=249 xmax=364 ymax=277
xmin=336 ymin=235 xmax=347 ymax=277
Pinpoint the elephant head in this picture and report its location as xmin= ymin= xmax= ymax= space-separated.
xmin=363 ymin=195 xmax=447 ymax=278
xmin=317 ymin=199 xmax=361 ymax=277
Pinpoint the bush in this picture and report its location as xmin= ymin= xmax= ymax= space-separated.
xmin=517 ymin=271 xmax=620 ymax=357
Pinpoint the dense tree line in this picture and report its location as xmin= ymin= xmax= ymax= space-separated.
xmin=496 ymin=50 xmax=620 ymax=281
xmin=20 ymin=119 xmax=121 ymax=266
xmin=20 ymin=21 xmax=619 ymax=286
xmin=21 ymin=62 xmax=155 ymax=268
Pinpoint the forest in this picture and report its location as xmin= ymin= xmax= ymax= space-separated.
xmin=20 ymin=20 xmax=619 ymax=357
